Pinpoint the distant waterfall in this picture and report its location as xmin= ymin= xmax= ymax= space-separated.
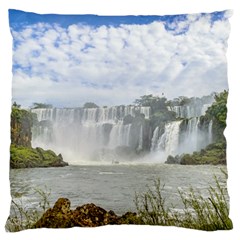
xmin=31 ymin=106 xmax=150 ymax=163
xmin=31 ymin=100 xmax=214 ymax=164
xmin=208 ymin=120 xmax=213 ymax=143
xmin=186 ymin=117 xmax=200 ymax=150
xmin=151 ymin=126 xmax=160 ymax=152
xmin=151 ymin=117 xmax=213 ymax=158
xmin=151 ymin=121 xmax=182 ymax=156
xmin=159 ymin=121 xmax=182 ymax=156
xmin=32 ymin=106 xmax=150 ymax=123
xmin=137 ymin=125 xmax=143 ymax=151
xmin=167 ymin=97 xmax=214 ymax=118
xmin=108 ymin=122 xmax=131 ymax=148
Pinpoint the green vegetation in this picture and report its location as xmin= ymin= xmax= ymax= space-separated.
xmin=134 ymin=94 xmax=176 ymax=131
xmin=167 ymin=142 xmax=227 ymax=165
xmin=12 ymin=101 xmax=21 ymax=108
xmin=135 ymin=173 xmax=232 ymax=230
xmin=206 ymin=90 xmax=228 ymax=142
xmin=6 ymin=172 xmax=231 ymax=231
xmin=172 ymin=96 xmax=191 ymax=106
xmin=11 ymin=106 xmax=33 ymax=126
xmin=134 ymin=94 xmax=168 ymax=112
xmin=31 ymin=102 xmax=53 ymax=109
xmin=83 ymin=102 xmax=99 ymax=108
xmin=206 ymin=90 xmax=228 ymax=129
xmin=11 ymin=106 xmax=34 ymax=147
xmin=6 ymin=187 xmax=51 ymax=232
xmin=10 ymin=145 xmax=68 ymax=168
xmin=10 ymin=104 xmax=68 ymax=168
xmin=173 ymin=90 xmax=228 ymax=165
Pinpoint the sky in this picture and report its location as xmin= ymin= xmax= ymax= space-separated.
xmin=9 ymin=9 xmax=231 ymax=108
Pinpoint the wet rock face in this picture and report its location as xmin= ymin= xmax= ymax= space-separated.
xmin=34 ymin=198 xmax=139 ymax=228
xmin=10 ymin=108 xmax=68 ymax=169
xmin=11 ymin=108 xmax=33 ymax=147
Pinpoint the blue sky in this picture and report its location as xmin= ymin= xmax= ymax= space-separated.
xmin=9 ymin=9 xmax=231 ymax=107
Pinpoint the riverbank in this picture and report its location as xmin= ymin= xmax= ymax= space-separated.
xmin=6 ymin=171 xmax=232 ymax=231
xmin=166 ymin=142 xmax=226 ymax=165
xmin=10 ymin=144 xmax=68 ymax=168
xmin=10 ymin=106 xmax=68 ymax=168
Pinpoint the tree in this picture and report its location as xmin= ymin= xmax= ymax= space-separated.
xmin=83 ymin=102 xmax=99 ymax=108
xmin=12 ymin=101 xmax=21 ymax=108
xmin=206 ymin=90 xmax=228 ymax=142
xmin=206 ymin=90 xmax=228 ymax=129
xmin=172 ymin=96 xmax=191 ymax=106
xmin=32 ymin=103 xmax=53 ymax=109
xmin=134 ymin=95 xmax=168 ymax=113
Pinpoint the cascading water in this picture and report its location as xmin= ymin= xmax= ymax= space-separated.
xmin=151 ymin=121 xmax=182 ymax=156
xmin=151 ymin=97 xmax=214 ymax=159
xmin=31 ymin=106 xmax=150 ymax=164
xmin=108 ymin=122 xmax=131 ymax=148
xmin=137 ymin=125 xmax=143 ymax=151
xmin=31 ymin=98 xmax=214 ymax=164
xmin=208 ymin=120 xmax=213 ymax=143
xmin=186 ymin=117 xmax=200 ymax=150
xmin=151 ymin=126 xmax=160 ymax=152
xmin=167 ymin=96 xmax=214 ymax=119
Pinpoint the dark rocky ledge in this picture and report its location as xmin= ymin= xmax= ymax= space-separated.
xmin=34 ymin=198 xmax=139 ymax=228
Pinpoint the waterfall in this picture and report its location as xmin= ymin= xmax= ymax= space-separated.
xmin=169 ymin=105 xmax=209 ymax=118
xmin=168 ymin=96 xmax=214 ymax=118
xmin=151 ymin=121 xmax=182 ymax=156
xmin=208 ymin=120 xmax=213 ymax=144
xmin=108 ymin=122 xmax=131 ymax=148
xmin=140 ymin=107 xmax=150 ymax=119
xmin=151 ymin=126 xmax=160 ymax=151
xmin=186 ymin=117 xmax=200 ymax=150
xmin=137 ymin=125 xmax=143 ymax=151
xmin=158 ymin=121 xmax=182 ymax=156
xmin=177 ymin=117 xmax=213 ymax=154
xmin=150 ymin=116 xmax=214 ymax=159
xmin=31 ymin=106 xmax=149 ymax=163
xmin=31 ymin=99 xmax=214 ymax=164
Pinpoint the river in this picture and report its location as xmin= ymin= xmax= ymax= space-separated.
xmin=9 ymin=164 xmax=227 ymax=215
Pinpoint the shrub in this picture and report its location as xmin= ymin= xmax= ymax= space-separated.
xmin=134 ymin=171 xmax=232 ymax=230
xmin=5 ymin=187 xmax=51 ymax=232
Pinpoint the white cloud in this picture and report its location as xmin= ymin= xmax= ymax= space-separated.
xmin=11 ymin=13 xmax=230 ymax=107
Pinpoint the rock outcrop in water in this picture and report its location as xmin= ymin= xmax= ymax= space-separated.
xmin=34 ymin=198 xmax=139 ymax=228
xmin=10 ymin=106 xmax=68 ymax=168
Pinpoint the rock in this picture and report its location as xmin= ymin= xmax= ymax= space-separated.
xmin=165 ymin=155 xmax=181 ymax=164
xmin=10 ymin=107 xmax=68 ymax=168
xmin=73 ymin=203 xmax=118 ymax=226
xmin=34 ymin=198 xmax=74 ymax=228
xmin=34 ymin=198 xmax=139 ymax=228
xmin=123 ymin=114 xmax=134 ymax=125
xmin=118 ymin=212 xmax=140 ymax=224
xmin=11 ymin=107 xmax=33 ymax=147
